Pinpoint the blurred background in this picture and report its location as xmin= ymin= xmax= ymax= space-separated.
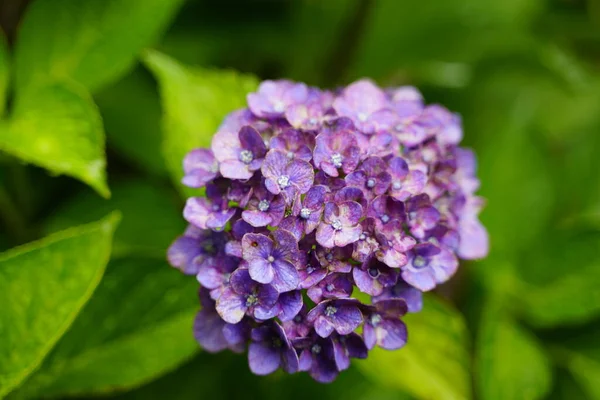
xmin=0 ymin=0 xmax=599 ymax=399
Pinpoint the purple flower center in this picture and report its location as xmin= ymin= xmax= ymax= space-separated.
xmin=380 ymin=214 xmax=390 ymax=223
xmin=331 ymin=153 xmax=343 ymax=168
xmin=294 ymin=314 xmax=303 ymax=323
xmin=413 ymin=256 xmax=427 ymax=268
xmin=273 ymin=101 xmax=285 ymax=113
xmin=212 ymin=204 xmax=220 ymax=211
xmin=239 ymin=149 xmax=254 ymax=164
xmin=286 ymin=151 xmax=294 ymax=159
xmin=367 ymin=178 xmax=376 ymax=188
xmin=246 ymin=294 xmax=259 ymax=307
xmin=370 ymin=314 xmax=382 ymax=326
xmin=326 ymin=283 xmax=335 ymax=292
xmin=258 ymin=200 xmax=270 ymax=212
xmin=325 ymin=305 xmax=337 ymax=316
xmin=357 ymin=112 xmax=368 ymax=122
xmin=368 ymin=267 xmax=380 ymax=278
xmin=311 ymin=344 xmax=322 ymax=354
xmin=359 ymin=233 xmax=367 ymax=240
xmin=331 ymin=219 xmax=342 ymax=231
xmin=300 ymin=208 xmax=312 ymax=219
xmin=392 ymin=181 xmax=402 ymax=190
xmin=267 ymin=255 xmax=275 ymax=263
xmin=278 ymin=175 xmax=290 ymax=188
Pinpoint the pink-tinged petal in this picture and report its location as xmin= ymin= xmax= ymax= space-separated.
xmin=216 ymin=288 xmax=247 ymax=324
xmin=458 ymin=217 xmax=489 ymax=259
xmin=271 ymin=260 xmax=300 ymax=292
xmin=402 ymin=267 xmax=437 ymax=292
xmin=183 ymin=197 xmax=211 ymax=229
xmin=345 ymin=171 xmax=366 ymax=188
xmin=196 ymin=265 xmax=222 ymax=289
xmin=363 ymin=323 xmax=376 ymax=350
xmin=193 ymin=309 xmax=227 ymax=353
xmin=242 ymin=210 xmax=273 ymax=227
xmin=211 ymin=130 xmax=240 ymax=162
xmin=206 ymin=208 xmax=236 ymax=230
xmin=287 ymin=159 xmax=315 ymax=193
xmin=272 ymin=229 xmax=299 ymax=261
xmin=316 ymin=224 xmax=335 ymax=248
xmin=337 ymin=201 xmax=363 ymax=226
xmin=282 ymin=347 xmax=300 ymax=373
xmin=219 ymin=160 xmax=253 ymax=180
xmin=242 ymin=233 xmax=274 ymax=260
xmin=248 ymin=258 xmax=275 ymax=284
xmin=376 ymin=319 xmax=407 ymax=350
xmin=353 ymin=267 xmax=383 ymax=296
xmin=253 ymin=304 xmax=279 ymax=320
xmin=239 ymin=126 xmax=267 ymax=156
xmin=230 ymin=268 xmax=257 ymax=294
xmin=285 ymin=103 xmax=309 ymax=128
xmin=430 ymin=248 xmax=459 ymax=284
xmin=167 ymin=236 xmax=200 ymax=274
xmin=314 ymin=316 xmax=336 ymax=338
xmin=331 ymin=305 xmax=363 ymax=335
xmin=248 ymin=342 xmax=281 ymax=375
xmin=334 ymin=225 xmax=362 ymax=247
xmin=298 ymin=350 xmax=313 ymax=371
xmin=377 ymin=247 xmax=408 ymax=269
xmin=332 ymin=339 xmax=350 ymax=371
xmin=278 ymin=291 xmax=303 ymax=321
xmin=264 ymin=178 xmax=281 ymax=195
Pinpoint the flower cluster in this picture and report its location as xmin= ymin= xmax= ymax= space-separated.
xmin=168 ymin=79 xmax=488 ymax=382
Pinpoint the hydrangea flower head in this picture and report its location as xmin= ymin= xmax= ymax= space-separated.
xmin=168 ymin=78 xmax=489 ymax=382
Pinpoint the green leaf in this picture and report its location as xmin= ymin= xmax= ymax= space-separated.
xmin=9 ymin=258 xmax=199 ymax=399
xmin=555 ymin=326 xmax=600 ymax=399
xmin=45 ymin=180 xmax=185 ymax=259
xmin=0 ymin=30 xmax=8 ymax=116
xmin=349 ymin=0 xmax=541 ymax=79
xmin=515 ymin=231 xmax=600 ymax=328
xmin=95 ymin=68 xmax=168 ymax=177
xmin=356 ymin=295 xmax=471 ymax=400
xmin=475 ymin=82 xmax=554 ymax=257
xmin=0 ymin=212 xmax=120 ymax=398
xmin=142 ymin=50 xmax=258 ymax=194
xmin=475 ymin=300 xmax=552 ymax=400
xmin=14 ymin=0 xmax=185 ymax=94
xmin=111 ymin=353 xmax=411 ymax=400
xmin=0 ymin=81 xmax=109 ymax=197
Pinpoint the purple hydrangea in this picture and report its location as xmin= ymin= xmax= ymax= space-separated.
xmin=168 ymin=78 xmax=489 ymax=382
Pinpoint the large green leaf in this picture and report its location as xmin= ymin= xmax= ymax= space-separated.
xmin=0 ymin=31 xmax=8 ymax=116
xmin=0 ymin=212 xmax=120 ymax=398
xmin=143 ymin=50 xmax=258 ymax=194
xmin=0 ymin=81 xmax=109 ymax=197
xmin=95 ymin=68 xmax=168 ymax=178
xmin=475 ymin=300 xmax=551 ymax=400
xmin=356 ymin=295 xmax=471 ymax=400
xmin=8 ymin=258 xmax=199 ymax=399
xmin=14 ymin=0 xmax=185 ymax=94
xmin=112 ymin=353 xmax=411 ymax=400
xmin=517 ymin=231 xmax=600 ymax=327
xmin=44 ymin=180 xmax=184 ymax=259
xmin=349 ymin=0 xmax=541 ymax=79
xmin=555 ymin=325 xmax=600 ymax=399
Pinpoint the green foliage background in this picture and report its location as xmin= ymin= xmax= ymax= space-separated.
xmin=0 ymin=0 xmax=598 ymax=399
